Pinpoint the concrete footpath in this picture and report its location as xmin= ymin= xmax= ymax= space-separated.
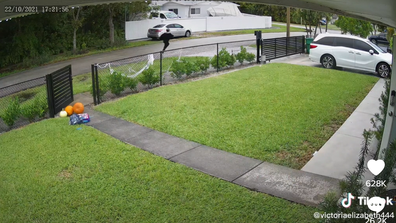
xmin=302 ymin=78 xmax=385 ymax=180
xmin=85 ymin=107 xmax=340 ymax=207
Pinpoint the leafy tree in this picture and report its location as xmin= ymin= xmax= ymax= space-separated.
xmin=126 ymin=1 xmax=152 ymax=21
xmin=335 ymin=16 xmax=373 ymax=38
xmin=295 ymin=9 xmax=322 ymax=37
xmin=239 ymin=3 xmax=300 ymax=24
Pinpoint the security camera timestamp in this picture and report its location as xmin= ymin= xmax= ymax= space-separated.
xmin=5 ymin=5 xmax=69 ymax=13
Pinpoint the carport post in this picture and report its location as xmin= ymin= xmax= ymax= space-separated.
xmin=379 ymin=37 xmax=396 ymax=159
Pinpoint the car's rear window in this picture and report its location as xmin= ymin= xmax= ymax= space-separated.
xmin=153 ymin=24 xmax=165 ymax=28
xmin=314 ymin=37 xmax=335 ymax=46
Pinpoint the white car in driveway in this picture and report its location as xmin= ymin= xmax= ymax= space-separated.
xmin=309 ymin=33 xmax=392 ymax=77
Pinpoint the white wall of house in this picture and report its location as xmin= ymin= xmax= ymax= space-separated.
xmin=160 ymin=2 xmax=225 ymax=18
xmin=125 ymin=16 xmax=272 ymax=40
xmin=161 ymin=2 xmax=189 ymax=18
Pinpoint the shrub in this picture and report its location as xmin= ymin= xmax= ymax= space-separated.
xmin=2 ymin=97 xmax=21 ymax=127
xmin=124 ymin=76 xmax=138 ymax=91
xmin=21 ymin=101 xmax=40 ymax=123
xmin=107 ymin=71 xmax=126 ymax=96
xmin=246 ymin=52 xmax=256 ymax=63
xmin=139 ymin=67 xmax=160 ymax=89
xmin=235 ymin=46 xmax=248 ymax=65
xmin=195 ymin=57 xmax=210 ymax=74
xmin=182 ymin=58 xmax=199 ymax=76
xmin=90 ymin=75 xmax=109 ymax=101
xmin=211 ymin=48 xmax=235 ymax=69
xmin=35 ymin=96 xmax=49 ymax=118
xmin=226 ymin=54 xmax=236 ymax=67
xmin=170 ymin=59 xmax=186 ymax=79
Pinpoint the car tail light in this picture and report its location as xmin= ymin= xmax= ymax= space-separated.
xmin=310 ymin=44 xmax=317 ymax=49
xmin=156 ymin=29 xmax=163 ymax=32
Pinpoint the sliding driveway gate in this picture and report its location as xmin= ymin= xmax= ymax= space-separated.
xmin=261 ymin=36 xmax=305 ymax=62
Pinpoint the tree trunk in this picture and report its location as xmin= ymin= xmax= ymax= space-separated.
xmin=314 ymin=23 xmax=318 ymax=37
xmin=286 ymin=7 xmax=290 ymax=37
xmin=73 ymin=29 xmax=77 ymax=52
xmin=72 ymin=7 xmax=81 ymax=53
xmin=109 ymin=7 xmax=115 ymax=45
xmin=325 ymin=15 xmax=329 ymax=32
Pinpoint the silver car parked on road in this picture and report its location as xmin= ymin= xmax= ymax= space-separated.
xmin=147 ymin=23 xmax=192 ymax=40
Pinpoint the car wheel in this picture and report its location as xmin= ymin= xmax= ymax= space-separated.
xmin=371 ymin=39 xmax=377 ymax=44
xmin=377 ymin=62 xmax=391 ymax=78
xmin=321 ymin=54 xmax=336 ymax=69
xmin=185 ymin=31 xmax=191 ymax=37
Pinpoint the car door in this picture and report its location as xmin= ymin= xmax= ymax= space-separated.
xmin=353 ymin=40 xmax=378 ymax=72
xmin=332 ymin=37 xmax=355 ymax=69
xmin=174 ymin=24 xmax=184 ymax=37
xmin=166 ymin=24 xmax=176 ymax=36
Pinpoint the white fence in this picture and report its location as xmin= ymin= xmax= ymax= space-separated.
xmin=125 ymin=16 xmax=272 ymax=40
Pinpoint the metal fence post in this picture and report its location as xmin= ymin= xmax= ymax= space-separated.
xmin=45 ymin=74 xmax=55 ymax=118
xmin=217 ymin=43 xmax=219 ymax=72
xmin=91 ymin=64 xmax=97 ymax=105
xmin=275 ymin=38 xmax=277 ymax=58
xmin=95 ymin=64 xmax=100 ymax=105
xmin=295 ymin=36 xmax=297 ymax=53
xmin=302 ymin=35 xmax=306 ymax=54
xmin=160 ymin=52 xmax=163 ymax=86
xmin=286 ymin=37 xmax=289 ymax=56
xmin=68 ymin=65 xmax=74 ymax=102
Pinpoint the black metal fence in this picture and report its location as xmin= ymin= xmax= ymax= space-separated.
xmin=261 ymin=36 xmax=305 ymax=62
xmin=0 ymin=76 xmax=48 ymax=133
xmin=46 ymin=65 xmax=73 ymax=118
xmin=92 ymin=39 xmax=257 ymax=105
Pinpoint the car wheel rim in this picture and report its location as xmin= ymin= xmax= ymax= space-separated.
xmin=379 ymin=64 xmax=390 ymax=77
xmin=323 ymin=57 xmax=333 ymax=68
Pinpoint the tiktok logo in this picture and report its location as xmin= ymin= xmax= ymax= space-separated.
xmin=341 ymin=193 xmax=355 ymax=208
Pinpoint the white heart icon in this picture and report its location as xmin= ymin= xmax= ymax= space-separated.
xmin=367 ymin=159 xmax=385 ymax=176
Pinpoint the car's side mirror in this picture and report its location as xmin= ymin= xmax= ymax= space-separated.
xmin=369 ymin=49 xmax=374 ymax=55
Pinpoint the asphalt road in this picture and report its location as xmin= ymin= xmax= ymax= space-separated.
xmin=0 ymin=32 xmax=307 ymax=88
xmin=0 ymin=28 xmax=345 ymax=88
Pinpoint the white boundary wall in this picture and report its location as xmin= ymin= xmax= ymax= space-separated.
xmin=125 ymin=16 xmax=272 ymax=40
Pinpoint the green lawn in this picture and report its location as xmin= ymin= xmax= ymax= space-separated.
xmin=198 ymin=25 xmax=304 ymax=37
xmin=0 ymin=118 xmax=318 ymax=222
xmin=96 ymin=64 xmax=378 ymax=169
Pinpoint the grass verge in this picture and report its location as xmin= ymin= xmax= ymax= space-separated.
xmin=95 ymin=64 xmax=378 ymax=169
xmin=0 ymin=118 xmax=318 ymax=222
xmin=197 ymin=25 xmax=304 ymax=37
